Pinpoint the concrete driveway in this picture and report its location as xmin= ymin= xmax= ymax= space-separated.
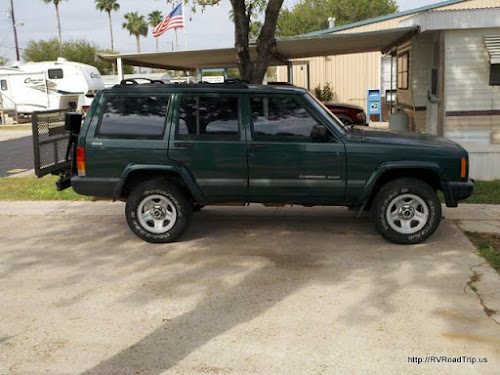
xmin=0 ymin=202 xmax=499 ymax=375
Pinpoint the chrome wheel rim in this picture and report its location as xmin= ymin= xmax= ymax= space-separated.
xmin=137 ymin=194 xmax=177 ymax=234
xmin=386 ymin=193 xmax=429 ymax=234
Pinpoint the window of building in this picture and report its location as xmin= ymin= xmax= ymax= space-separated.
xmin=177 ymin=96 xmax=239 ymax=139
xmin=490 ymin=64 xmax=500 ymax=85
xmin=97 ymin=95 xmax=170 ymax=138
xmin=0 ymin=80 xmax=7 ymax=91
xmin=249 ymin=95 xmax=324 ymax=142
xmin=397 ymin=53 xmax=409 ymax=90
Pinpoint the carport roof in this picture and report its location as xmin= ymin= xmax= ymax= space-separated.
xmin=97 ymin=26 xmax=419 ymax=70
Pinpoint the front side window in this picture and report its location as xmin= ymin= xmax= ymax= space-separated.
xmin=249 ymin=95 xmax=321 ymax=142
xmin=0 ymin=80 xmax=7 ymax=91
xmin=48 ymin=69 xmax=64 ymax=79
xmin=177 ymin=95 xmax=239 ymax=139
xmin=98 ymin=95 xmax=170 ymax=138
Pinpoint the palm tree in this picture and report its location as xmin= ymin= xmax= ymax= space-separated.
xmin=43 ymin=0 xmax=65 ymax=56
xmin=95 ymin=0 xmax=120 ymax=52
xmin=148 ymin=10 xmax=163 ymax=53
xmin=122 ymin=12 xmax=148 ymax=53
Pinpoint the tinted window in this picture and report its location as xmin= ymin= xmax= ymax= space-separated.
xmin=0 ymin=80 xmax=7 ymax=91
xmin=177 ymin=96 xmax=239 ymax=139
xmin=48 ymin=69 xmax=64 ymax=79
xmin=250 ymin=96 xmax=319 ymax=141
xmin=98 ymin=95 xmax=170 ymax=138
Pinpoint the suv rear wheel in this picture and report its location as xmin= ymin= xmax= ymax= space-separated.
xmin=372 ymin=178 xmax=441 ymax=244
xmin=125 ymin=180 xmax=192 ymax=243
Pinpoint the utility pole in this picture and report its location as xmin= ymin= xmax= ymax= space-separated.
xmin=10 ymin=0 xmax=20 ymax=61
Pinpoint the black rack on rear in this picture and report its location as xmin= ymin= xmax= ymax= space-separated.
xmin=31 ymin=109 xmax=82 ymax=191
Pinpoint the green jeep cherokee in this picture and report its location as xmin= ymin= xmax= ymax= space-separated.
xmin=49 ymin=80 xmax=473 ymax=244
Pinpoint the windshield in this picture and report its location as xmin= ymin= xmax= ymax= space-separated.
xmin=304 ymin=92 xmax=348 ymax=134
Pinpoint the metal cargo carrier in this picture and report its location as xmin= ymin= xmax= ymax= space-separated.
xmin=31 ymin=109 xmax=72 ymax=178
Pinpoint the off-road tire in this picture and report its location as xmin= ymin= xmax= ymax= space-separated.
xmin=125 ymin=179 xmax=192 ymax=243
xmin=372 ymin=178 xmax=441 ymax=244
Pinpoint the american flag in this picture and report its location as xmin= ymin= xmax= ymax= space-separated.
xmin=152 ymin=3 xmax=184 ymax=38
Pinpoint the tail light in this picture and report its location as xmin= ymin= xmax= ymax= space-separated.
xmin=76 ymin=146 xmax=86 ymax=177
xmin=82 ymin=105 xmax=90 ymax=113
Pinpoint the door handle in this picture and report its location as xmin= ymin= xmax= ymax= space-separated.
xmin=174 ymin=142 xmax=194 ymax=148
xmin=249 ymin=143 xmax=269 ymax=150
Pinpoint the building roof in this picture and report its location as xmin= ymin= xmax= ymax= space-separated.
xmin=304 ymin=0 xmax=467 ymax=36
xmin=98 ymin=26 xmax=419 ymax=70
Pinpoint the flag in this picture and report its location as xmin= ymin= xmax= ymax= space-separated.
xmin=153 ymin=3 xmax=184 ymax=38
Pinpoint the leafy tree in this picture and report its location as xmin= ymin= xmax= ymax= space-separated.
xmin=277 ymin=0 xmax=328 ymax=37
xmin=42 ymin=0 xmax=66 ymax=56
xmin=0 ymin=56 xmax=8 ymax=66
xmin=148 ymin=10 xmax=163 ymax=52
xmin=122 ymin=12 xmax=148 ymax=53
xmin=249 ymin=21 xmax=262 ymax=39
xmin=330 ymin=0 xmax=398 ymax=26
xmin=23 ymin=38 xmax=60 ymax=62
xmin=95 ymin=0 xmax=120 ymax=52
xmin=277 ymin=0 xmax=398 ymax=37
xmin=22 ymin=38 xmax=133 ymax=74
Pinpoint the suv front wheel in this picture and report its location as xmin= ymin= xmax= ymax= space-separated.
xmin=125 ymin=180 xmax=192 ymax=243
xmin=372 ymin=178 xmax=442 ymax=244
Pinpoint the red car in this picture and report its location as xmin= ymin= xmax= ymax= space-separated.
xmin=324 ymin=102 xmax=367 ymax=126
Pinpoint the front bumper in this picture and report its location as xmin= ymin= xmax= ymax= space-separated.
xmin=441 ymin=179 xmax=474 ymax=207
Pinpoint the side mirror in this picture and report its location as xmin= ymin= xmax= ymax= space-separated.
xmin=310 ymin=124 xmax=330 ymax=142
xmin=65 ymin=112 xmax=83 ymax=134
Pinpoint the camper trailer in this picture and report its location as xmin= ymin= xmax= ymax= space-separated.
xmin=0 ymin=58 xmax=104 ymax=115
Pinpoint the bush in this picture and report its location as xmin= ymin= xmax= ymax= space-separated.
xmin=314 ymin=82 xmax=334 ymax=102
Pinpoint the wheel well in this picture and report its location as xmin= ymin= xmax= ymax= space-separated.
xmin=121 ymin=170 xmax=195 ymax=202
xmin=365 ymin=168 xmax=442 ymax=210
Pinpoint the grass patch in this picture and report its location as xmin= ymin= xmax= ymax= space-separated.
xmin=465 ymin=180 xmax=500 ymax=204
xmin=0 ymin=125 xmax=32 ymax=131
xmin=0 ymin=176 xmax=90 ymax=201
xmin=439 ymin=180 xmax=500 ymax=205
xmin=465 ymin=232 xmax=500 ymax=274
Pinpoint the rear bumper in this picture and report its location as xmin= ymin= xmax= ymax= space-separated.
xmin=441 ymin=179 xmax=474 ymax=207
xmin=71 ymin=177 xmax=120 ymax=198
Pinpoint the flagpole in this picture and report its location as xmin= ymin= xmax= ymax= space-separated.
xmin=182 ymin=1 xmax=188 ymax=50
xmin=175 ymin=28 xmax=178 ymax=51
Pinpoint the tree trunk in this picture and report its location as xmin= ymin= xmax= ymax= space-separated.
xmin=230 ymin=0 xmax=284 ymax=84
xmin=135 ymin=34 xmax=141 ymax=53
xmin=230 ymin=0 xmax=252 ymax=81
xmin=108 ymin=10 xmax=114 ymax=52
xmin=136 ymin=34 xmax=141 ymax=74
xmin=55 ymin=2 xmax=62 ymax=57
xmin=251 ymin=0 xmax=284 ymax=83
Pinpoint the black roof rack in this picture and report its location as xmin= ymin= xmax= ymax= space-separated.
xmin=267 ymin=81 xmax=294 ymax=86
xmin=118 ymin=78 xmax=166 ymax=86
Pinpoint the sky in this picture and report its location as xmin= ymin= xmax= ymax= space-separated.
xmin=0 ymin=0 xmax=453 ymax=63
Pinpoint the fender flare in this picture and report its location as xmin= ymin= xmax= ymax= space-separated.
xmin=114 ymin=163 xmax=204 ymax=202
xmin=358 ymin=161 xmax=446 ymax=205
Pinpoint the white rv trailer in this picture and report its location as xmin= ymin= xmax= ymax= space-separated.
xmin=0 ymin=58 xmax=104 ymax=114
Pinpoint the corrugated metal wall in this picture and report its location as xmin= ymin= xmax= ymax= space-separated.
xmin=277 ymin=0 xmax=499 ymax=111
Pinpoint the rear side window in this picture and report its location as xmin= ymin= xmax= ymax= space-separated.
xmin=0 ymin=80 xmax=7 ymax=91
xmin=249 ymin=95 xmax=319 ymax=141
xmin=177 ymin=95 xmax=239 ymax=139
xmin=48 ymin=69 xmax=64 ymax=79
xmin=98 ymin=95 xmax=170 ymax=138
